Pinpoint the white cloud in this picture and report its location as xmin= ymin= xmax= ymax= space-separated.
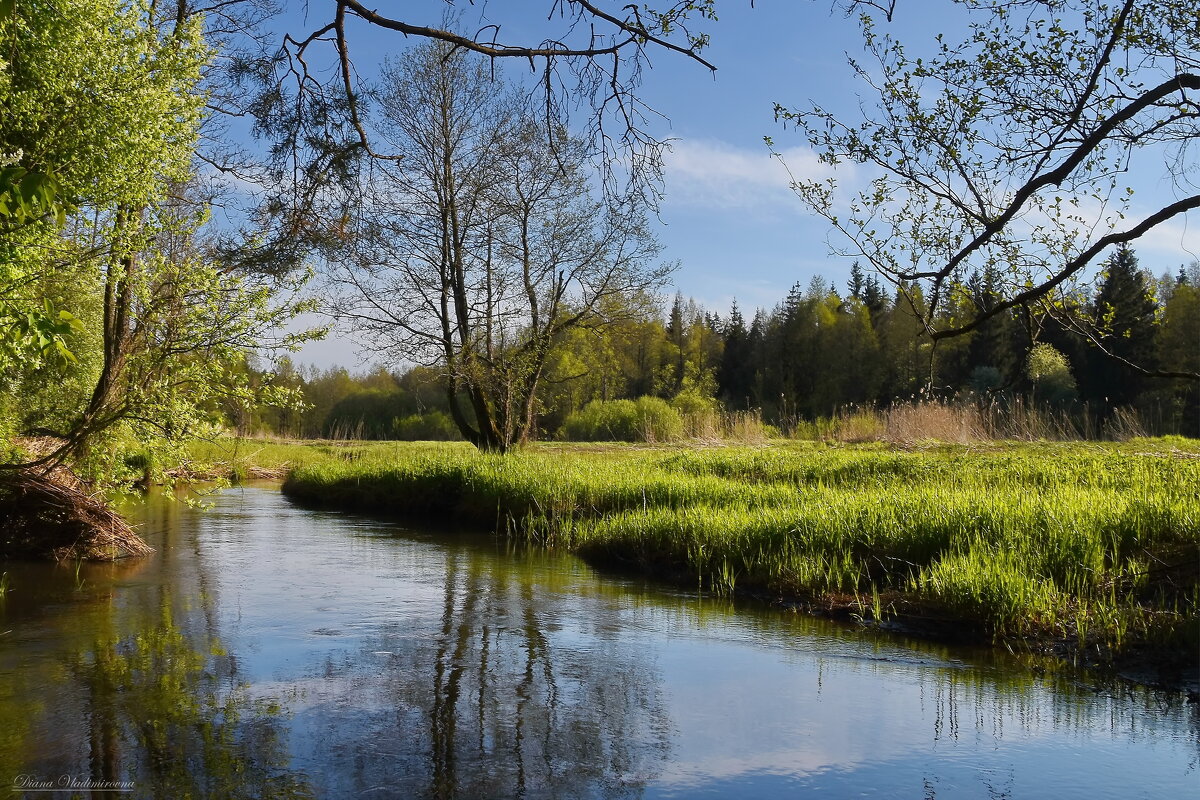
xmin=662 ymin=138 xmax=837 ymax=211
xmin=1015 ymin=195 xmax=1200 ymax=272
xmin=1133 ymin=213 xmax=1200 ymax=264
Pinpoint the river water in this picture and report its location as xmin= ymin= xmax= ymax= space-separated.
xmin=0 ymin=486 xmax=1195 ymax=799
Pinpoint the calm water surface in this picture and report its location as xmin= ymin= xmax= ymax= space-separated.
xmin=0 ymin=486 xmax=1195 ymax=799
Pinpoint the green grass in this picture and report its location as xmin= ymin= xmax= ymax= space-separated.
xmin=264 ymin=438 xmax=1200 ymax=664
xmin=181 ymin=436 xmax=473 ymax=482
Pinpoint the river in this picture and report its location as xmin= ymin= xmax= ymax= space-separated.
xmin=0 ymin=486 xmax=1195 ymax=799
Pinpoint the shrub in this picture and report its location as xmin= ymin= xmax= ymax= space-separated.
xmin=634 ymin=396 xmax=684 ymax=442
xmin=1026 ymin=344 xmax=1077 ymax=406
xmin=392 ymin=411 xmax=462 ymax=441
xmin=560 ymin=397 xmax=683 ymax=442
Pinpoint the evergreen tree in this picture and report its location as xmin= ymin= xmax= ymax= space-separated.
xmin=861 ymin=274 xmax=889 ymax=321
xmin=717 ymin=302 xmax=754 ymax=409
xmin=847 ymin=262 xmax=866 ymax=301
xmin=1087 ymin=245 xmax=1159 ymax=406
xmin=965 ymin=266 xmax=1020 ymax=388
xmin=666 ymin=292 xmax=686 ymax=395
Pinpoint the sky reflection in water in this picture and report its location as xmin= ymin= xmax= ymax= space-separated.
xmin=0 ymin=487 xmax=1195 ymax=799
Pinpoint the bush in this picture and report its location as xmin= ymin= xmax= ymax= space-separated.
xmin=1026 ymin=344 xmax=1077 ymax=406
xmin=635 ymin=396 xmax=684 ymax=442
xmin=671 ymin=386 xmax=721 ymax=439
xmin=392 ymin=411 xmax=462 ymax=441
xmin=560 ymin=397 xmax=684 ymax=442
xmin=669 ymin=386 xmax=718 ymax=416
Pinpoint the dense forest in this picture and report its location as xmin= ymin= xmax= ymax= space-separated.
xmin=237 ymin=247 xmax=1200 ymax=442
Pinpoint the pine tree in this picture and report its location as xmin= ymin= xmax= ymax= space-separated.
xmin=847 ymin=261 xmax=866 ymax=301
xmin=718 ymin=302 xmax=754 ymax=409
xmin=1086 ymin=244 xmax=1159 ymax=406
xmin=665 ymin=293 xmax=686 ymax=395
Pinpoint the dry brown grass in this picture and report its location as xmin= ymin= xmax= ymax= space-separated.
xmin=785 ymin=399 xmax=1154 ymax=445
xmin=883 ymin=402 xmax=986 ymax=444
xmin=679 ymin=409 xmax=774 ymax=444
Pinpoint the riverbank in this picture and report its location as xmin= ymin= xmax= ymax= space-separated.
xmin=271 ymin=437 xmax=1200 ymax=686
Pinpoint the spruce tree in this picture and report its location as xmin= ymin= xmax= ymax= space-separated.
xmin=718 ymin=302 xmax=754 ymax=409
xmin=847 ymin=262 xmax=866 ymax=301
xmin=1087 ymin=244 xmax=1159 ymax=406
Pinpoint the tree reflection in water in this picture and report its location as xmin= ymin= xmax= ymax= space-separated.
xmin=3 ymin=488 xmax=1196 ymax=800
xmin=0 ymin=495 xmax=314 ymax=800
xmin=287 ymin=545 xmax=673 ymax=799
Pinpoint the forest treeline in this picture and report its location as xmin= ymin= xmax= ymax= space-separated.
xmin=238 ymin=247 xmax=1200 ymax=442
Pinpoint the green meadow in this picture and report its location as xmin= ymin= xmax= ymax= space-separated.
xmin=193 ymin=437 xmax=1200 ymax=668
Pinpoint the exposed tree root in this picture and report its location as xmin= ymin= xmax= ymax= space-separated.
xmin=0 ymin=469 xmax=152 ymax=561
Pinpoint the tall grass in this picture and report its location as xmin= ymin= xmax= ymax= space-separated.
xmin=281 ymin=439 xmax=1200 ymax=662
xmin=785 ymin=399 xmax=1162 ymax=444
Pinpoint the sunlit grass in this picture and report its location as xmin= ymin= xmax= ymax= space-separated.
xmin=270 ymin=438 xmax=1200 ymax=659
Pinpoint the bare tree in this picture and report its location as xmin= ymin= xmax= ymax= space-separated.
xmin=325 ymin=41 xmax=671 ymax=451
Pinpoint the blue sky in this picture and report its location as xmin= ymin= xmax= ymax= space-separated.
xmin=282 ymin=2 xmax=1198 ymax=369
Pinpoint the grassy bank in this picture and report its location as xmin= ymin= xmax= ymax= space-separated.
xmin=271 ymin=438 xmax=1198 ymax=674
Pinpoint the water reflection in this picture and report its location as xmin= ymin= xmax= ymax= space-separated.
xmin=0 ymin=494 xmax=312 ymax=799
xmin=0 ymin=487 xmax=1196 ymax=799
xmin=282 ymin=545 xmax=672 ymax=799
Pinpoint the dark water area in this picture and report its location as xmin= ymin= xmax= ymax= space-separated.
xmin=0 ymin=486 xmax=1196 ymax=799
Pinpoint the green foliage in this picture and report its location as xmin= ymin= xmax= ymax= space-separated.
xmin=392 ymin=411 xmax=460 ymax=441
xmin=968 ymin=365 xmax=1003 ymax=395
xmin=1087 ymin=244 xmax=1161 ymax=404
xmin=0 ymin=0 xmax=320 ymax=481
xmin=1156 ymin=279 xmax=1200 ymax=435
xmin=670 ymin=383 xmax=718 ymax=416
xmin=0 ymin=0 xmax=206 ymax=206
xmin=0 ymin=165 xmax=70 ymax=226
xmin=325 ymin=389 xmax=406 ymax=440
xmin=0 ymin=297 xmax=83 ymax=368
xmin=561 ymin=397 xmax=684 ymax=442
xmin=1026 ymin=344 xmax=1077 ymax=406
xmin=776 ymin=0 xmax=1200 ymax=356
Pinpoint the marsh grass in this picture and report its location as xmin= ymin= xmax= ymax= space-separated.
xmin=787 ymin=400 xmax=1160 ymax=445
xmin=276 ymin=439 xmax=1200 ymax=662
xmin=182 ymin=436 xmax=471 ymax=482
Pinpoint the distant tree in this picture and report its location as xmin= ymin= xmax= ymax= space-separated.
xmin=299 ymin=367 xmax=359 ymax=437
xmin=665 ymin=293 xmax=687 ymax=395
xmin=819 ymin=293 xmax=883 ymax=413
xmin=1026 ymin=343 xmax=1078 ymax=407
xmin=847 ymin=262 xmax=867 ymax=302
xmin=1085 ymin=245 xmax=1159 ymax=405
xmin=717 ymin=302 xmax=755 ymax=409
xmin=860 ymin=274 xmax=889 ymax=321
xmin=965 ymin=267 xmax=1021 ymax=387
xmin=1157 ymin=280 xmax=1200 ymax=434
xmin=877 ymin=283 xmax=930 ymax=400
